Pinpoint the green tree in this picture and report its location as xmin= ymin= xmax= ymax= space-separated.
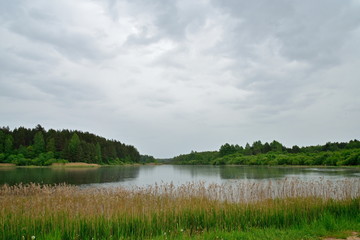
xmin=252 ymin=141 xmax=263 ymax=155
xmin=46 ymin=138 xmax=56 ymax=153
xmin=33 ymin=132 xmax=45 ymax=155
xmin=4 ymin=135 xmax=13 ymax=154
xmin=95 ymin=142 xmax=102 ymax=163
xmin=0 ymin=130 xmax=5 ymax=152
xmin=270 ymin=140 xmax=283 ymax=152
xmin=244 ymin=143 xmax=252 ymax=155
xmin=219 ymin=143 xmax=236 ymax=156
xmin=263 ymin=142 xmax=271 ymax=153
xmin=291 ymin=145 xmax=301 ymax=153
xmin=67 ymin=133 xmax=81 ymax=162
xmin=234 ymin=144 xmax=244 ymax=153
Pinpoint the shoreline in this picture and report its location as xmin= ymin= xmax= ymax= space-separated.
xmin=1 ymin=162 xmax=359 ymax=168
xmin=51 ymin=162 xmax=101 ymax=168
xmin=0 ymin=163 xmax=16 ymax=168
xmin=0 ymin=162 xmax=164 ymax=168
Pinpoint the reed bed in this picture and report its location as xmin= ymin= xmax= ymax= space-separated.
xmin=0 ymin=178 xmax=359 ymax=240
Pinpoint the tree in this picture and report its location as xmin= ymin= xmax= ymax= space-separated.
xmin=35 ymin=124 xmax=45 ymax=133
xmin=12 ymin=127 xmax=27 ymax=148
xmin=95 ymin=142 xmax=102 ymax=163
xmin=67 ymin=133 xmax=81 ymax=162
xmin=270 ymin=140 xmax=283 ymax=152
xmin=33 ymin=132 xmax=45 ymax=155
xmin=219 ymin=143 xmax=238 ymax=156
xmin=4 ymin=135 xmax=13 ymax=154
xmin=0 ymin=130 xmax=5 ymax=153
xmin=46 ymin=138 xmax=56 ymax=153
xmin=263 ymin=142 xmax=271 ymax=153
xmin=291 ymin=145 xmax=301 ymax=153
xmin=252 ymin=141 xmax=263 ymax=155
xmin=244 ymin=143 xmax=252 ymax=155
xmin=0 ymin=125 xmax=141 ymax=165
xmin=234 ymin=144 xmax=244 ymax=153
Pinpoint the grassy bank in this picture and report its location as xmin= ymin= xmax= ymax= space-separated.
xmin=1 ymin=179 xmax=359 ymax=240
xmin=0 ymin=163 xmax=16 ymax=167
xmin=51 ymin=162 xmax=101 ymax=168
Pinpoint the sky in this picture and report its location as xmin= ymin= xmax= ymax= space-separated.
xmin=1 ymin=0 xmax=360 ymax=158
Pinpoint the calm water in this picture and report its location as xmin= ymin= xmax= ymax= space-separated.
xmin=0 ymin=165 xmax=359 ymax=187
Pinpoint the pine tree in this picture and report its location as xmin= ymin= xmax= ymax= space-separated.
xmin=46 ymin=138 xmax=56 ymax=153
xmin=67 ymin=133 xmax=81 ymax=162
xmin=33 ymin=132 xmax=45 ymax=155
xmin=95 ymin=142 xmax=102 ymax=163
xmin=4 ymin=135 xmax=13 ymax=154
xmin=0 ymin=130 xmax=5 ymax=153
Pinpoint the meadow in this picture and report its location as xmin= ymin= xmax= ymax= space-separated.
xmin=1 ymin=178 xmax=359 ymax=239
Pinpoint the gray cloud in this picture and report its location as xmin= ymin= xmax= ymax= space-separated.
xmin=0 ymin=0 xmax=359 ymax=157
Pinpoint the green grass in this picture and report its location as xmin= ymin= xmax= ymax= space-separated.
xmin=14 ymin=215 xmax=360 ymax=240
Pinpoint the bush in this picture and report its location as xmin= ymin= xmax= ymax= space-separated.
xmin=7 ymin=154 xmax=29 ymax=165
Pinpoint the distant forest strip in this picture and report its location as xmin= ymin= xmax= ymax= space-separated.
xmin=173 ymin=140 xmax=360 ymax=166
xmin=0 ymin=125 xmax=146 ymax=166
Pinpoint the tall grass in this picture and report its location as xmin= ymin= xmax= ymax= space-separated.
xmin=0 ymin=178 xmax=359 ymax=240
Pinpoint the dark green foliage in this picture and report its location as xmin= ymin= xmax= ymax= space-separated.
xmin=173 ymin=139 xmax=360 ymax=166
xmin=46 ymin=138 xmax=56 ymax=153
xmin=0 ymin=125 xmax=141 ymax=165
xmin=140 ymin=155 xmax=156 ymax=163
xmin=33 ymin=131 xmax=45 ymax=154
xmin=4 ymin=135 xmax=13 ymax=154
xmin=219 ymin=143 xmax=238 ymax=156
xmin=65 ymin=133 xmax=81 ymax=162
xmin=95 ymin=142 xmax=102 ymax=163
xmin=252 ymin=140 xmax=263 ymax=155
xmin=174 ymin=151 xmax=219 ymax=165
xmin=244 ymin=143 xmax=252 ymax=155
xmin=270 ymin=140 xmax=284 ymax=152
xmin=0 ymin=130 xmax=5 ymax=152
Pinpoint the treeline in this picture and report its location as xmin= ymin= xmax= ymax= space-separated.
xmin=173 ymin=140 xmax=360 ymax=166
xmin=0 ymin=125 xmax=140 ymax=166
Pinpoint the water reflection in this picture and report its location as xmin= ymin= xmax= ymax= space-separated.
xmin=0 ymin=165 xmax=358 ymax=187
xmin=219 ymin=166 xmax=310 ymax=179
xmin=172 ymin=165 xmax=221 ymax=177
xmin=0 ymin=166 xmax=139 ymax=185
xmin=219 ymin=166 xmax=360 ymax=180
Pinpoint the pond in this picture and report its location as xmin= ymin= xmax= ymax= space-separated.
xmin=0 ymin=165 xmax=359 ymax=187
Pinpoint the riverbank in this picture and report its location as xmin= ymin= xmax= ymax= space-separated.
xmin=51 ymin=162 xmax=101 ymax=168
xmin=0 ymin=163 xmax=16 ymax=167
xmin=0 ymin=162 xmax=163 ymax=168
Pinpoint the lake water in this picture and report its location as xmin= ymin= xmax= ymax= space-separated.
xmin=0 ymin=165 xmax=359 ymax=187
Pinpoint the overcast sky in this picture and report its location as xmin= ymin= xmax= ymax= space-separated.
xmin=1 ymin=0 xmax=360 ymax=158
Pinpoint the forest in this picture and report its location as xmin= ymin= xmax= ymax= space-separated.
xmin=0 ymin=125 xmax=140 ymax=166
xmin=172 ymin=140 xmax=360 ymax=166
xmin=1 ymin=124 xmax=359 ymax=167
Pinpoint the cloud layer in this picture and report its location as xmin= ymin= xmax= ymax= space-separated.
xmin=1 ymin=0 xmax=360 ymax=157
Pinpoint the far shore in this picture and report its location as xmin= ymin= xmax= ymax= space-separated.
xmin=0 ymin=163 xmax=16 ymax=167
xmin=51 ymin=162 xmax=101 ymax=168
xmin=0 ymin=162 xmax=162 ymax=168
xmin=1 ymin=162 xmax=359 ymax=168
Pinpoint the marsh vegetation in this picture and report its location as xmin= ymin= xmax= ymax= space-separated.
xmin=1 ymin=178 xmax=359 ymax=239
